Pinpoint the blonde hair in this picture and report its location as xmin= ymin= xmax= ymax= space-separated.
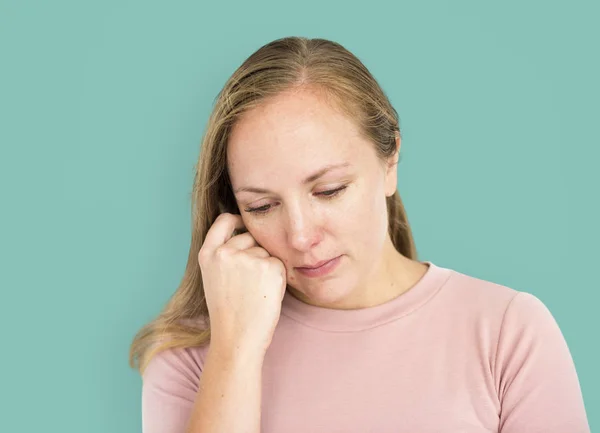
xmin=129 ymin=36 xmax=418 ymax=375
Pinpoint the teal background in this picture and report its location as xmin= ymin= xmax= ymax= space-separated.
xmin=1 ymin=0 xmax=598 ymax=431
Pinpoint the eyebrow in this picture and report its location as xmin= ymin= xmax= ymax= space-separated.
xmin=233 ymin=162 xmax=351 ymax=194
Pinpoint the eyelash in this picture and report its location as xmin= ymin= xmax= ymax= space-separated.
xmin=244 ymin=186 xmax=348 ymax=215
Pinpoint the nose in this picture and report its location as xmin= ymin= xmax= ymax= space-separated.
xmin=285 ymin=202 xmax=323 ymax=252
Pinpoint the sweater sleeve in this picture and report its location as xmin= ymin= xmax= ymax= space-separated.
xmin=495 ymin=292 xmax=590 ymax=433
xmin=141 ymin=347 xmax=203 ymax=433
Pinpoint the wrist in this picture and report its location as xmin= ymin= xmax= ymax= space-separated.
xmin=209 ymin=337 xmax=266 ymax=365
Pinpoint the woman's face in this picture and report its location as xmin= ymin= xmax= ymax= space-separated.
xmin=227 ymin=88 xmax=399 ymax=308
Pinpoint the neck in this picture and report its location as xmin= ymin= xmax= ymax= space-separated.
xmin=350 ymin=235 xmax=428 ymax=309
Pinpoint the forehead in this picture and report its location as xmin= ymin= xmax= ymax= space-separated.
xmin=227 ymin=89 xmax=372 ymax=186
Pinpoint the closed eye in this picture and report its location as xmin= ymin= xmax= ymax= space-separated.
xmin=244 ymin=185 xmax=348 ymax=215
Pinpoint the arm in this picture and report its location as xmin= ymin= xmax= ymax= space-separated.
xmin=185 ymin=343 xmax=264 ymax=433
xmin=495 ymin=292 xmax=590 ymax=433
xmin=141 ymin=342 xmax=264 ymax=433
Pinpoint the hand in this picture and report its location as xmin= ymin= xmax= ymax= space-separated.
xmin=198 ymin=213 xmax=287 ymax=355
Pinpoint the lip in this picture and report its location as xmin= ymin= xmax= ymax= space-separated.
xmin=295 ymin=255 xmax=342 ymax=278
xmin=298 ymin=258 xmax=335 ymax=269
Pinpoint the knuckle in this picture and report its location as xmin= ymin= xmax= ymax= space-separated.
xmin=217 ymin=212 xmax=237 ymax=223
xmin=197 ymin=248 xmax=209 ymax=264
xmin=213 ymin=212 xmax=231 ymax=226
xmin=214 ymin=246 xmax=231 ymax=260
xmin=257 ymin=259 xmax=270 ymax=271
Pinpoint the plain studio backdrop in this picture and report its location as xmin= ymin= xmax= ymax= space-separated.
xmin=0 ymin=0 xmax=598 ymax=431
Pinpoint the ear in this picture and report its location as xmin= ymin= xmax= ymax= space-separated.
xmin=384 ymin=132 xmax=401 ymax=197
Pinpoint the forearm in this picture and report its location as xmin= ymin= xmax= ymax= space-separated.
xmin=186 ymin=343 xmax=264 ymax=433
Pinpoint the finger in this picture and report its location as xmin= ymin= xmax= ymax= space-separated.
xmin=201 ymin=213 xmax=246 ymax=256
xmin=243 ymin=246 xmax=271 ymax=259
xmin=225 ymin=232 xmax=259 ymax=251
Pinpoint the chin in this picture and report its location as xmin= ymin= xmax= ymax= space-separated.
xmin=293 ymin=275 xmax=358 ymax=307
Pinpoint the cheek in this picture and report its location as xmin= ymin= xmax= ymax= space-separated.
xmin=250 ymin=228 xmax=295 ymax=271
xmin=338 ymin=185 xmax=388 ymax=250
xmin=244 ymin=219 xmax=286 ymax=255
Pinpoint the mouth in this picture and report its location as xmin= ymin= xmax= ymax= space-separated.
xmin=294 ymin=255 xmax=343 ymax=278
xmin=296 ymin=257 xmax=338 ymax=269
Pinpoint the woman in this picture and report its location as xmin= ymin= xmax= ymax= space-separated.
xmin=129 ymin=36 xmax=590 ymax=432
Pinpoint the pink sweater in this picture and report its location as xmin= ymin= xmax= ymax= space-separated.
xmin=141 ymin=262 xmax=590 ymax=432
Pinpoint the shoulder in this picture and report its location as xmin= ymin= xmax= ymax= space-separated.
xmin=437 ymin=266 xmax=576 ymax=382
xmin=143 ymin=345 xmax=207 ymax=389
xmin=436 ymin=266 xmax=522 ymax=319
xmin=142 ymin=335 xmax=211 ymax=394
xmin=434 ymin=266 xmax=565 ymax=354
xmin=495 ymin=290 xmax=567 ymax=360
xmin=440 ymin=265 xmax=560 ymax=329
xmin=140 ymin=344 xmax=210 ymax=433
xmin=442 ymin=267 xmax=572 ymax=370
xmin=141 ymin=342 xmax=210 ymax=422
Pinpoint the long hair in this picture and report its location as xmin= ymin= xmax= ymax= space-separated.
xmin=129 ymin=36 xmax=418 ymax=375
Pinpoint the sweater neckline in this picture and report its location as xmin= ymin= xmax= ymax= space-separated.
xmin=280 ymin=261 xmax=452 ymax=332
